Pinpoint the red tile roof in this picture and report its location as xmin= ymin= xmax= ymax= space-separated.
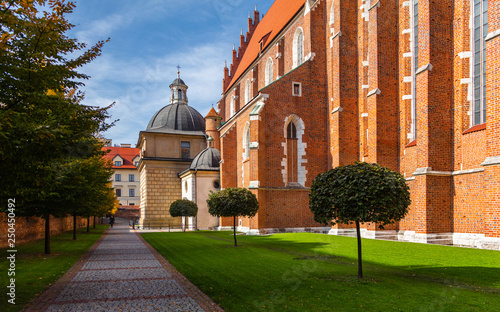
xmin=102 ymin=146 xmax=141 ymax=169
xmin=205 ymin=107 xmax=221 ymax=118
xmin=225 ymin=0 xmax=305 ymax=92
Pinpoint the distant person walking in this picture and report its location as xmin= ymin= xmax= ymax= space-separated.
xmin=109 ymin=216 xmax=115 ymax=228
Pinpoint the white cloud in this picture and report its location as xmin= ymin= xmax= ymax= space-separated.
xmin=80 ymin=42 xmax=227 ymax=145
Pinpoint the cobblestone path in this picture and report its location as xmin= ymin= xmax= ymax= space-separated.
xmin=26 ymin=219 xmax=223 ymax=312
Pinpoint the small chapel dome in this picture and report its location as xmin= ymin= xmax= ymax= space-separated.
xmin=146 ymin=104 xmax=205 ymax=133
xmin=189 ymin=147 xmax=221 ymax=170
xmin=145 ymin=72 xmax=205 ymax=134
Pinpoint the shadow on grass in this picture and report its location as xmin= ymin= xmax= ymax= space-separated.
xmin=198 ymin=231 xmax=500 ymax=290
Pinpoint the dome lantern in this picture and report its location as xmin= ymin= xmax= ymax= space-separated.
xmin=170 ymin=68 xmax=188 ymax=105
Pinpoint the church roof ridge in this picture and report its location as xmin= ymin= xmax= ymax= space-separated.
xmin=225 ymin=0 xmax=305 ymax=93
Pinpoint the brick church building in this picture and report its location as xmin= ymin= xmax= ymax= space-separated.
xmin=214 ymin=0 xmax=500 ymax=249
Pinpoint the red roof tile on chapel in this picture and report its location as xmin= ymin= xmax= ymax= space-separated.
xmin=102 ymin=146 xmax=140 ymax=169
xmin=225 ymin=0 xmax=305 ymax=92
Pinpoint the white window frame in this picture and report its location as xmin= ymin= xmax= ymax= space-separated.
xmin=293 ymin=28 xmax=304 ymax=68
xmin=129 ymin=174 xmax=135 ymax=182
xmin=115 ymin=174 xmax=121 ymax=182
xmin=292 ymin=82 xmax=302 ymax=97
xmin=129 ymin=188 xmax=135 ymax=197
xmin=116 ymin=189 xmax=121 ymax=197
xmin=265 ymin=57 xmax=274 ymax=86
xmin=471 ymin=0 xmax=488 ymax=126
xmin=114 ymin=161 xmax=122 ymax=167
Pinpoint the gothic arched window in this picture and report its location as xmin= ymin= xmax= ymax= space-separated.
xmin=245 ymin=79 xmax=252 ymax=104
xmin=265 ymin=58 xmax=274 ymax=86
xmin=293 ymin=28 xmax=304 ymax=68
xmin=286 ymin=121 xmax=298 ymax=184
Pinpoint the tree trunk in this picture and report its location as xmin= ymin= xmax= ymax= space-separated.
xmin=233 ymin=215 xmax=237 ymax=247
xmin=73 ymin=214 xmax=77 ymax=240
xmin=183 ymin=216 xmax=186 ymax=232
xmin=87 ymin=216 xmax=90 ymax=232
xmin=44 ymin=216 xmax=50 ymax=254
xmin=356 ymin=220 xmax=363 ymax=279
xmin=93 ymin=216 xmax=96 ymax=229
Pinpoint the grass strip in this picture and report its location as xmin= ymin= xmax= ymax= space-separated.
xmin=143 ymin=231 xmax=500 ymax=312
xmin=0 ymin=225 xmax=109 ymax=312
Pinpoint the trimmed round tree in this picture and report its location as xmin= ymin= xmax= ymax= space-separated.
xmin=309 ymin=162 xmax=411 ymax=279
xmin=169 ymin=199 xmax=198 ymax=232
xmin=207 ymin=187 xmax=259 ymax=246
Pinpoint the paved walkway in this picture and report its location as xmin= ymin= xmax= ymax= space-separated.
xmin=26 ymin=219 xmax=223 ymax=312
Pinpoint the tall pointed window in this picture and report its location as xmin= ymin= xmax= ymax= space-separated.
xmin=410 ymin=0 xmax=419 ymax=141
xmin=230 ymin=96 xmax=235 ymax=117
xmin=286 ymin=122 xmax=298 ymax=184
xmin=244 ymin=125 xmax=250 ymax=160
xmin=265 ymin=58 xmax=274 ymax=86
xmin=472 ymin=0 xmax=488 ymax=125
xmin=329 ymin=2 xmax=335 ymax=25
xmin=178 ymin=89 xmax=182 ymax=99
xmin=293 ymin=28 xmax=304 ymax=68
xmin=245 ymin=79 xmax=251 ymax=104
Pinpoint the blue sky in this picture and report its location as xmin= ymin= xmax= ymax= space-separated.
xmin=69 ymin=0 xmax=274 ymax=146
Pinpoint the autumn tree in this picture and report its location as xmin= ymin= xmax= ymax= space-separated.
xmin=207 ymin=187 xmax=259 ymax=247
xmin=58 ymin=155 xmax=118 ymax=239
xmin=0 ymin=0 xmax=113 ymax=253
xmin=169 ymin=199 xmax=198 ymax=232
xmin=309 ymin=162 xmax=411 ymax=279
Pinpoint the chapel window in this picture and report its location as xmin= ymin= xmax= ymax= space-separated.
xmin=181 ymin=141 xmax=190 ymax=159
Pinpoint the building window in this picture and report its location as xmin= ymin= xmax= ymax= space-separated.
xmin=292 ymin=82 xmax=302 ymax=96
xmin=181 ymin=141 xmax=190 ymax=159
xmin=116 ymin=189 xmax=121 ymax=197
xmin=115 ymin=174 xmax=121 ymax=182
xmin=410 ymin=0 xmax=419 ymax=141
xmin=213 ymin=180 xmax=220 ymax=190
xmin=265 ymin=58 xmax=274 ymax=86
xmin=130 ymin=203 xmax=135 ymax=206
xmin=293 ymin=28 xmax=304 ymax=68
xmin=245 ymin=126 xmax=250 ymax=160
xmin=472 ymin=0 xmax=488 ymax=125
xmin=245 ymin=79 xmax=252 ymax=104
xmin=286 ymin=122 xmax=298 ymax=184
xmin=115 ymin=161 xmax=122 ymax=167
xmin=329 ymin=1 xmax=335 ymax=25
xmin=230 ymin=96 xmax=235 ymax=117
xmin=129 ymin=174 xmax=135 ymax=182
xmin=178 ymin=89 xmax=182 ymax=99
xmin=287 ymin=122 xmax=297 ymax=139
xmin=134 ymin=161 xmax=139 ymax=167
xmin=129 ymin=189 xmax=135 ymax=197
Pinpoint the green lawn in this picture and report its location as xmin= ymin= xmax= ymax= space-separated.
xmin=0 ymin=225 xmax=109 ymax=312
xmin=142 ymin=231 xmax=500 ymax=312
